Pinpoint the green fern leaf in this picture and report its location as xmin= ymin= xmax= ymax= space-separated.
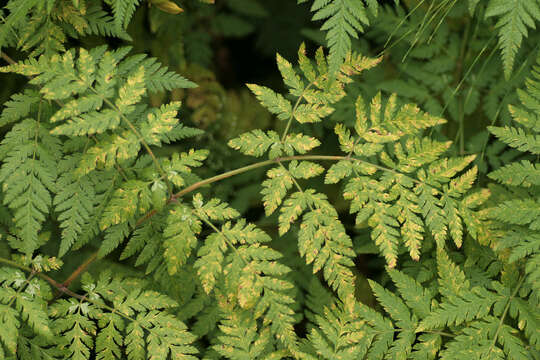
xmin=192 ymin=193 xmax=240 ymax=221
xmin=163 ymin=203 xmax=202 ymax=274
xmin=228 ymin=129 xmax=281 ymax=158
xmin=418 ymin=252 xmax=494 ymax=331
xmin=246 ymin=84 xmax=293 ymax=121
xmin=83 ymin=3 xmax=131 ymax=40
xmin=296 ymin=195 xmax=357 ymax=306
xmin=115 ymin=65 xmax=146 ymax=114
xmin=0 ymin=275 xmax=26 ymax=355
xmin=355 ymin=301 xmax=395 ymax=359
xmin=310 ymin=0 xmax=374 ymax=77
xmin=370 ymin=279 xmax=417 ymax=359
xmin=283 ymin=133 xmax=321 ymax=154
xmin=54 ymin=156 xmax=96 ymax=257
xmin=0 ymin=119 xmax=62 ymax=255
xmin=324 ymin=160 xmax=353 ymax=184
xmin=51 ymin=107 xmax=119 ymax=136
xmin=95 ymin=313 xmax=124 ymax=360
xmin=416 ymin=183 xmax=448 ymax=247
xmin=98 ymin=222 xmax=131 ymax=258
xmin=125 ymin=321 xmax=145 ymax=360
xmin=15 ymin=291 xmax=53 ymax=340
xmin=490 ymin=198 xmax=540 ymax=227
xmin=190 ymin=195 xmax=299 ymax=352
xmin=486 ymin=0 xmax=540 ymax=79
xmin=488 ymin=125 xmax=540 ymax=154
xmin=213 ymin=310 xmax=274 ymax=359
xmin=276 ymin=53 xmax=304 ymax=96
xmin=195 ymin=231 xmax=227 ymax=294
xmin=100 ymin=180 xmax=152 ymax=230
xmin=165 ymin=148 xmax=209 ymax=187
xmin=118 ymin=54 xmax=197 ymax=92
xmin=488 ymin=160 xmax=540 ymax=186
xmin=510 ymin=297 xmax=540 ymax=346
xmin=418 ymin=287 xmax=494 ymax=330
xmin=106 ymin=0 xmax=141 ymax=31
xmin=76 ymin=131 xmax=141 ymax=175
xmin=0 ymin=0 xmax=40 ymax=49
xmin=488 ymin=50 xmax=540 ymax=296
xmin=139 ymin=101 xmax=183 ymax=146
xmin=387 ymin=269 xmax=432 ymax=318
xmin=120 ymin=218 xmax=161 ymax=261
xmin=307 ymin=302 xmax=371 ymax=359
xmin=288 ymin=160 xmax=325 ymax=179
xmin=0 ymin=89 xmax=40 ymax=127
xmin=261 ymin=166 xmax=294 ymax=215
xmin=50 ymin=300 xmax=96 ymax=360
xmin=278 ymin=190 xmax=310 ymax=235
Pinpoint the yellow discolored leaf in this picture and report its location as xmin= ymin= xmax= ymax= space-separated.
xmin=154 ymin=1 xmax=183 ymax=14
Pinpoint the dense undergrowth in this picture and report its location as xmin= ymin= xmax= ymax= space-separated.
xmin=0 ymin=0 xmax=538 ymax=359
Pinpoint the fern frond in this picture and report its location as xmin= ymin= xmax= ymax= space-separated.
xmin=192 ymin=193 xmax=240 ymax=221
xmin=306 ymin=301 xmax=372 ymax=359
xmin=387 ymin=268 xmax=433 ymax=318
xmin=98 ymin=222 xmax=131 ymax=258
xmin=0 ymin=0 xmax=41 ymax=49
xmin=228 ymin=129 xmax=281 ymax=157
xmin=309 ymin=0 xmax=377 ymax=77
xmin=334 ymin=92 xmax=481 ymax=266
xmin=261 ymin=166 xmax=294 ymax=216
xmin=488 ymin=50 xmax=540 ymax=295
xmin=140 ymin=102 xmax=185 ymax=146
xmin=213 ymin=310 xmax=275 ymax=359
xmin=298 ymin=207 xmax=357 ymax=304
xmin=419 ymin=286 xmax=494 ymax=330
xmin=0 ymin=89 xmax=40 ymax=127
xmin=105 ymin=0 xmax=142 ymax=32
xmin=338 ymin=250 xmax=538 ymax=359
xmin=0 ymin=119 xmax=62 ymax=255
xmin=53 ymin=155 xmax=96 ymax=257
xmin=95 ymin=313 xmax=124 ymax=360
xmin=82 ymin=3 xmax=131 ymax=40
xmin=118 ymin=54 xmax=197 ymax=92
xmin=488 ymin=160 xmax=540 ymax=186
xmin=488 ymin=125 xmax=540 ymax=154
xmin=242 ymin=43 xmax=380 ymax=133
xmin=179 ymin=195 xmax=301 ymax=353
xmin=283 ymin=133 xmax=321 ymax=154
xmin=486 ymin=0 xmax=540 ymax=79
xmin=0 ymin=46 xmax=196 ymax=182
xmin=245 ymin=85 xmax=292 ymax=121
xmin=100 ymin=180 xmax=152 ymax=230
xmin=0 ymin=268 xmax=54 ymax=357
xmin=46 ymin=271 xmax=198 ymax=360
xmin=163 ymin=203 xmax=202 ymax=275
xmin=164 ymin=148 xmax=209 ymax=187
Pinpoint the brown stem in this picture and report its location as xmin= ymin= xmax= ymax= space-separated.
xmin=62 ymin=252 xmax=98 ymax=287
xmin=0 ymin=257 xmax=87 ymax=301
xmin=0 ymin=51 xmax=16 ymax=65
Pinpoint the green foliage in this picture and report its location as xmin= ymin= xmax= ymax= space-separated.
xmin=301 ymin=0 xmax=378 ymax=77
xmin=0 ymin=0 xmax=539 ymax=359
xmin=488 ymin=51 xmax=540 ymax=296
xmin=486 ymin=0 xmax=540 ymax=79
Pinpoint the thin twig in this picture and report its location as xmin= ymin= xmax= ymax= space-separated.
xmin=0 ymin=257 xmax=85 ymax=301
xmin=62 ymin=252 xmax=98 ymax=287
xmin=0 ymin=50 xmax=16 ymax=65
